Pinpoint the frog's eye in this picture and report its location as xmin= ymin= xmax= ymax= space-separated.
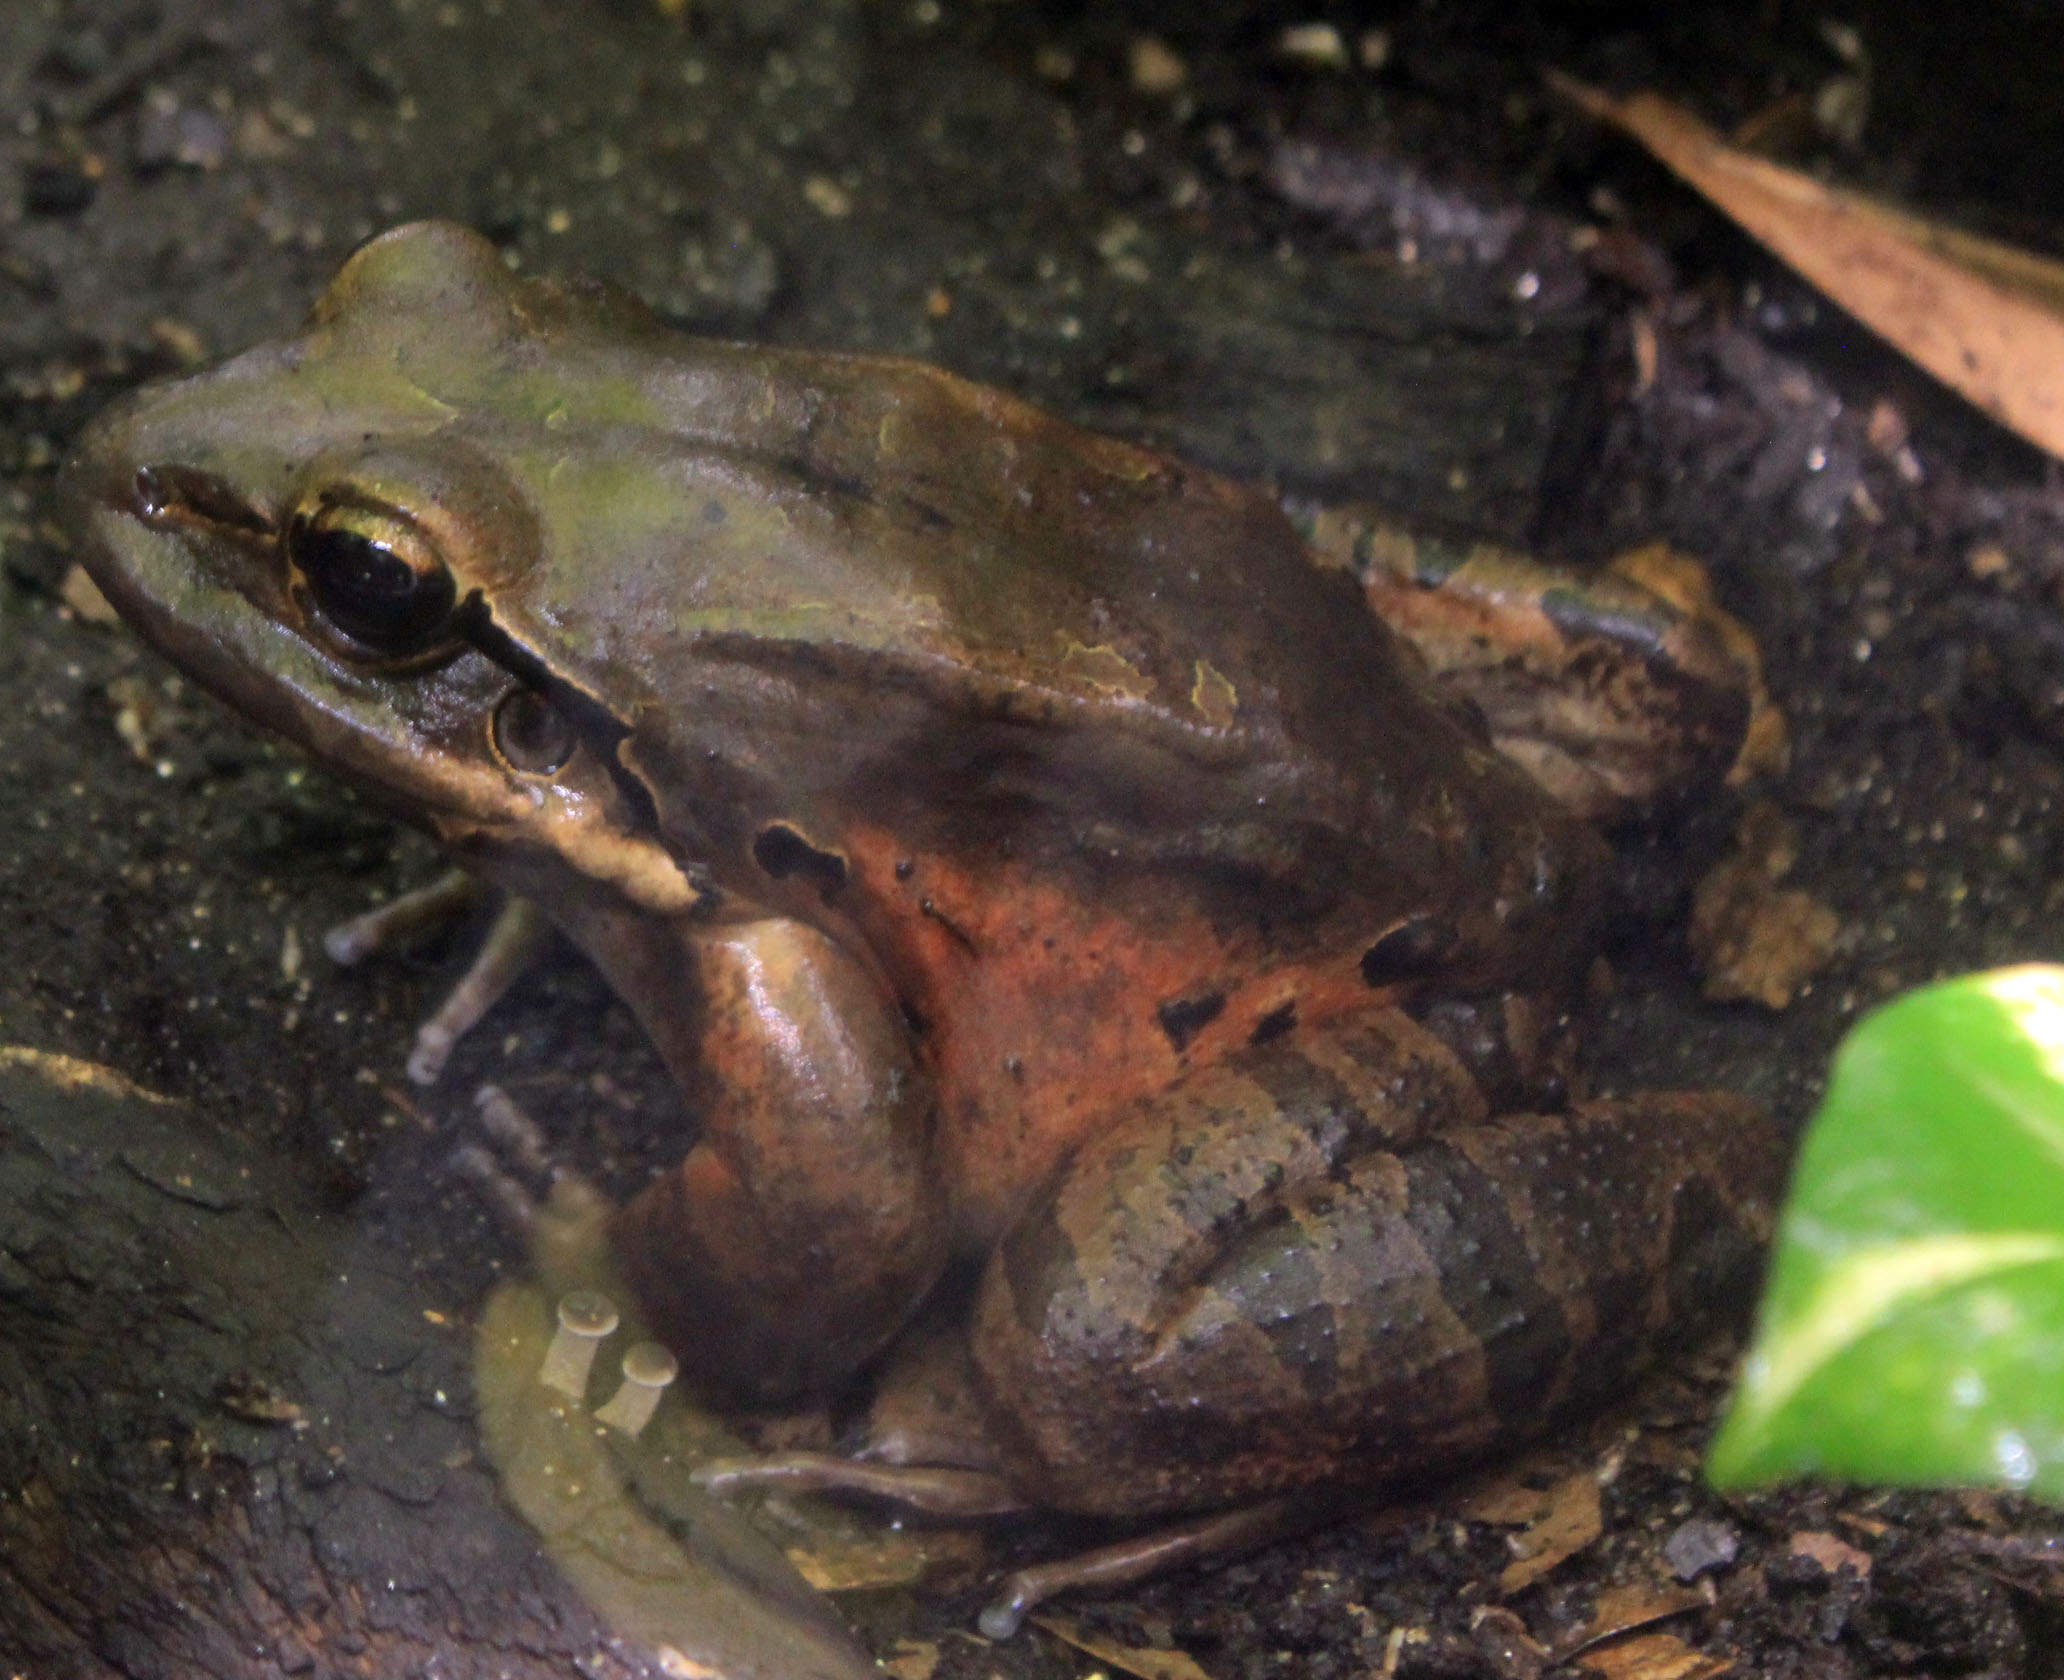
xmin=287 ymin=502 xmax=457 ymax=656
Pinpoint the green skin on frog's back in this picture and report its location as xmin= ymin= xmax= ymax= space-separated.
xmin=62 ymin=221 xmax=1784 ymax=1519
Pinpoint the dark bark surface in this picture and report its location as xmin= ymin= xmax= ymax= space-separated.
xmin=0 ymin=1058 xmax=663 ymax=1678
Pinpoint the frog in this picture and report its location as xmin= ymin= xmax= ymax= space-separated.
xmin=62 ymin=220 xmax=1785 ymax=1579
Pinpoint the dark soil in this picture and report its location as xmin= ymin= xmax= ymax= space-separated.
xmin=5 ymin=1 xmax=2064 ymax=1675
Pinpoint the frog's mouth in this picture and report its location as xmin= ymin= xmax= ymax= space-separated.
xmin=61 ymin=414 xmax=706 ymax=921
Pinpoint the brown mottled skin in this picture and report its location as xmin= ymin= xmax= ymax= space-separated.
xmin=63 ymin=222 xmax=1786 ymax=1519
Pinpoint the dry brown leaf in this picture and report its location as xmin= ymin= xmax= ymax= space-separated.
xmin=1552 ymin=73 xmax=2064 ymax=463
xmin=779 ymin=1508 xmax=984 ymax=1592
xmin=783 ymin=1537 xmax=929 ymax=1592
xmin=61 ymin=564 xmax=122 ymax=624
xmin=1470 ymin=1604 xmax=1550 ymax=1672
xmin=1789 ymin=1529 xmax=1873 ymax=1578
xmin=1557 ymin=1582 xmax=1709 ymax=1661
xmin=1575 ymin=1630 xmax=1733 ymax=1680
xmin=1500 ymin=1471 xmax=1603 ymax=1593
xmin=0 ymin=1044 xmax=176 ymax=1104
xmin=106 ymin=673 xmax=178 ymax=763
xmin=1690 ymin=802 xmax=1840 ymax=1009
xmin=1029 ymin=1612 xmax=1218 ymax=1680
xmin=1860 ymin=196 xmax=2064 ymax=317
xmin=878 ymin=1640 xmax=940 ymax=1680
xmin=1460 ymin=1471 xmax=1558 ymax=1528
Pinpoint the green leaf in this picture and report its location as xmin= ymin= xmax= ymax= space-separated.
xmin=1709 ymin=965 xmax=2064 ymax=1497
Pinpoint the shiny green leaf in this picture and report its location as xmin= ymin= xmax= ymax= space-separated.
xmin=1710 ymin=965 xmax=2064 ymax=1496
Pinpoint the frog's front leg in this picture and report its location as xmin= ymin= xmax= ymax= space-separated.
xmin=970 ymin=1009 xmax=1786 ymax=1518
xmin=600 ymin=914 xmax=949 ymax=1407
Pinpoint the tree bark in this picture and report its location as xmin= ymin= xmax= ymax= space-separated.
xmin=0 ymin=1055 xmax=660 ymax=1680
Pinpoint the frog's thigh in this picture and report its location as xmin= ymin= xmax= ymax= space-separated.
xmin=971 ymin=1038 xmax=1784 ymax=1519
xmin=611 ymin=916 xmax=947 ymax=1407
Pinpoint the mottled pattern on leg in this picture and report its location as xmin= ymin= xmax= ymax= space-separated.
xmin=972 ymin=1020 xmax=1783 ymax=1518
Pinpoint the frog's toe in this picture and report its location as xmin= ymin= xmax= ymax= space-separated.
xmin=449 ymin=1136 xmax=543 ymax=1241
xmin=323 ymin=866 xmax=484 ymax=964
xmin=323 ymin=873 xmax=551 ymax=1085
xmin=448 ymin=1083 xmax=594 ymax=1238
xmin=976 ymin=1491 xmax=1325 ymax=1638
xmin=472 ymin=1082 xmax=558 ymax=1182
xmin=404 ymin=898 xmax=552 ymax=1084
xmin=693 ymin=1452 xmax=1021 ymax=1519
xmin=452 ymin=1082 xmax=631 ymax=1371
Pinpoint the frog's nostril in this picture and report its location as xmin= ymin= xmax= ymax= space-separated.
xmin=133 ymin=463 xmax=271 ymax=534
xmin=134 ymin=466 xmax=167 ymax=517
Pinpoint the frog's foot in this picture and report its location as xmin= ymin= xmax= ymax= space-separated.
xmin=449 ymin=1083 xmax=628 ymax=1317
xmin=453 ymin=1118 xmax=682 ymax=1435
xmin=692 ymin=1458 xmax=1340 ymax=1637
xmin=976 ymin=1490 xmax=1338 ymax=1639
xmin=693 ymin=1453 xmax=1022 ymax=1519
xmin=324 ymin=872 xmax=551 ymax=1085
xmin=692 ymin=1312 xmax=1023 ymax=1517
xmin=448 ymin=1082 xmax=565 ymax=1241
xmin=681 ymin=1317 xmax=1333 ymax=1631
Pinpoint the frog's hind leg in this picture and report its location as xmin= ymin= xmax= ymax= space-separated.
xmin=323 ymin=870 xmax=551 ymax=1084
xmin=968 ymin=1012 xmax=1787 ymax=1522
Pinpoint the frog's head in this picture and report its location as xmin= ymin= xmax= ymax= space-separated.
xmin=61 ymin=221 xmax=713 ymax=916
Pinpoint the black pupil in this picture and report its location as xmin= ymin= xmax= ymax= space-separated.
xmin=296 ymin=522 xmax=455 ymax=652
